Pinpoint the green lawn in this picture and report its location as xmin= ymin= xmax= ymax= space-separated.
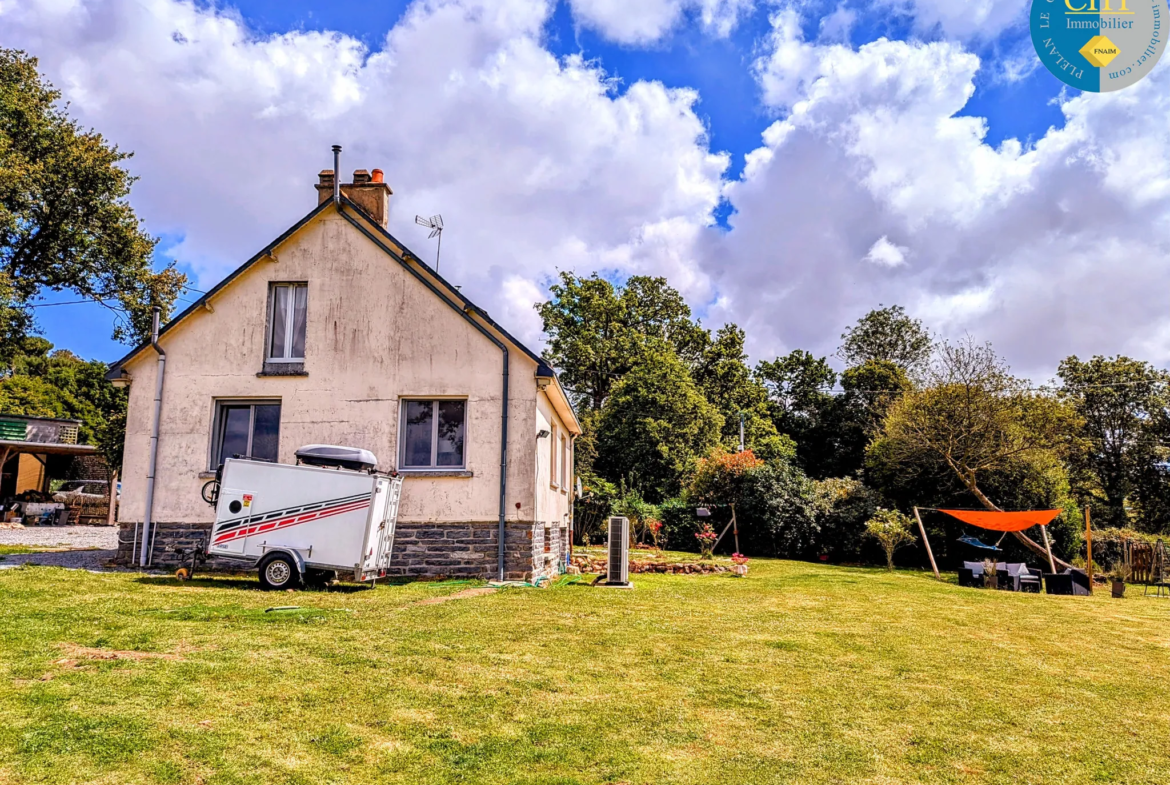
xmin=1 ymin=559 xmax=1168 ymax=784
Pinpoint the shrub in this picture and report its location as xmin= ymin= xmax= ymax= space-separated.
xmin=612 ymin=485 xmax=660 ymax=545
xmin=865 ymin=508 xmax=917 ymax=570
xmin=573 ymin=473 xmax=617 ymax=545
xmin=658 ymin=496 xmax=700 ymax=552
xmin=689 ymin=448 xmax=764 ymax=504
xmin=735 ymin=462 xmax=820 ymax=559
xmin=811 ymin=477 xmax=883 ymax=561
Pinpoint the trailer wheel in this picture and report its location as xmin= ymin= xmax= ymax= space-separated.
xmin=174 ymin=568 xmax=190 ymax=581
xmin=258 ymin=553 xmax=301 ymax=591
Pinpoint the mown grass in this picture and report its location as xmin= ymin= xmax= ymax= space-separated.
xmin=1 ymin=559 xmax=1168 ymax=784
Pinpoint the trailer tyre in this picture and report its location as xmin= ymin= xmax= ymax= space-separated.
xmin=258 ymin=553 xmax=301 ymax=591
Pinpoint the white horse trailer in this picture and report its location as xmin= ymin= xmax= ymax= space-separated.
xmin=201 ymin=446 xmax=403 ymax=589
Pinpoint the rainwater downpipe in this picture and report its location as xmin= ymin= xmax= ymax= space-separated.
xmin=140 ymin=306 xmax=166 ymax=567
xmin=333 ymin=205 xmax=510 ymax=580
xmin=568 ymin=433 xmax=576 ymax=562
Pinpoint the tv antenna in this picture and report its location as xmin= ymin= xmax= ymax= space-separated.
xmin=414 ymin=214 xmax=444 ymax=272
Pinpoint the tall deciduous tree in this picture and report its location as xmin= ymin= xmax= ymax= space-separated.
xmin=756 ymin=350 xmax=835 ymax=431
xmin=816 ymin=360 xmax=912 ymax=478
xmin=1058 ymin=355 xmax=1170 ymax=531
xmin=874 ymin=337 xmax=1078 ymax=565
xmin=837 ymin=305 xmax=932 ymax=376
xmin=535 ymin=271 xmax=706 ymax=412
xmin=593 ymin=347 xmax=723 ymax=503
xmin=755 ymin=349 xmax=836 ymax=474
xmin=0 ymin=49 xmax=185 ymax=348
xmin=692 ymin=324 xmax=792 ymax=461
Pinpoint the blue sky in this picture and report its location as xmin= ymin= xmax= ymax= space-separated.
xmin=13 ymin=0 xmax=1169 ymax=376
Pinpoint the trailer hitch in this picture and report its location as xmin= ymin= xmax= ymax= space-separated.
xmin=168 ymin=537 xmax=208 ymax=581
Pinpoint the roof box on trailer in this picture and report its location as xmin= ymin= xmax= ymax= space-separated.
xmin=295 ymin=444 xmax=377 ymax=472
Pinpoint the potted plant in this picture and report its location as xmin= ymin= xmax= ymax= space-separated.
xmin=695 ymin=522 xmax=718 ymax=560
xmin=982 ymin=558 xmax=998 ymax=590
xmin=731 ymin=552 xmax=749 ymax=576
xmin=1110 ymin=561 xmax=1130 ymax=598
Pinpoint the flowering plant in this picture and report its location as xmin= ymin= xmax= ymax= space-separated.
xmin=695 ymin=522 xmax=718 ymax=559
xmin=646 ymin=518 xmax=663 ymax=547
xmin=731 ymin=553 xmax=749 ymax=566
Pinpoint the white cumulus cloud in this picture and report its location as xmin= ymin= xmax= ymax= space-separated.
xmin=863 ymin=236 xmax=909 ymax=267
xmin=0 ymin=0 xmax=728 ymax=347
xmin=878 ymin=0 xmax=1030 ymax=39
xmin=566 ymin=0 xmax=753 ymax=45
xmin=707 ymin=9 xmax=1170 ymax=378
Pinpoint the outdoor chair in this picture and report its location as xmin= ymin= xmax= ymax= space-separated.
xmin=1143 ymin=539 xmax=1169 ymax=598
xmin=1044 ymin=569 xmax=1090 ymax=596
xmin=1002 ymin=563 xmax=1041 ymax=593
xmin=958 ymin=561 xmax=983 ymax=588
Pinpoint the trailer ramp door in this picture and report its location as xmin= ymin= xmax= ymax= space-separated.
xmin=362 ymin=475 xmax=403 ymax=578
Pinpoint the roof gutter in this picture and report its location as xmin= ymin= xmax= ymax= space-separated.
xmin=335 ymin=204 xmax=511 ymax=581
xmin=140 ymin=306 xmax=166 ymax=568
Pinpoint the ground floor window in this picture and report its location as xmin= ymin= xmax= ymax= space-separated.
xmin=400 ymin=399 xmax=466 ymax=469
xmin=212 ymin=400 xmax=281 ymax=468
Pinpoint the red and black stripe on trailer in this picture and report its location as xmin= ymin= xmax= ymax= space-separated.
xmin=212 ymin=493 xmax=372 ymax=546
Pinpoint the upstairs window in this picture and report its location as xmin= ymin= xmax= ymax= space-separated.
xmin=212 ymin=400 xmax=281 ymax=468
xmin=267 ymin=283 xmax=307 ymax=362
xmin=401 ymin=399 xmax=466 ymax=469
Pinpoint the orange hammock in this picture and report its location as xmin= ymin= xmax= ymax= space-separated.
xmin=938 ymin=509 xmax=1062 ymax=532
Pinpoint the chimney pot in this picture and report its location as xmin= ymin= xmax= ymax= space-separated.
xmin=314 ymin=164 xmax=391 ymax=225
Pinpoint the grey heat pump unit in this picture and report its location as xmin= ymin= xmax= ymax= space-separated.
xmin=605 ymin=516 xmax=630 ymax=586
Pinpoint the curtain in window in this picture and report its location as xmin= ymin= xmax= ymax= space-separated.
xmin=291 ymin=285 xmax=308 ymax=359
xmin=403 ymin=401 xmax=433 ymax=467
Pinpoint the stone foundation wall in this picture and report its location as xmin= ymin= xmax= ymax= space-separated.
xmin=530 ymin=521 xmax=570 ymax=581
xmin=115 ymin=518 xmax=570 ymax=581
xmin=116 ymin=521 xmax=239 ymax=571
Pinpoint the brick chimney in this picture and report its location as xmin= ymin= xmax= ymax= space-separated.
xmin=316 ymin=168 xmax=392 ymax=227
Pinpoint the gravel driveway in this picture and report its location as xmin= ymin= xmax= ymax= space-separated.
xmin=0 ymin=526 xmax=119 ymax=571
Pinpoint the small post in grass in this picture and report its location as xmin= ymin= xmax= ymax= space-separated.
xmin=1085 ymin=506 xmax=1093 ymax=593
xmin=730 ymin=503 xmax=739 ymax=555
xmin=913 ymin=507 xmax=941 ymax=580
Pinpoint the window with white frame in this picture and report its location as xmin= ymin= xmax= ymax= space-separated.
xmin=267 ymin=283 xmax=308 ymax=362
xmin=549 ymin=423 xmax=558 ymax=488
xmin=211 ymin=400 xmax=281 ymax=468
xmin=400 ymin=399 xmax=466 ymax=469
